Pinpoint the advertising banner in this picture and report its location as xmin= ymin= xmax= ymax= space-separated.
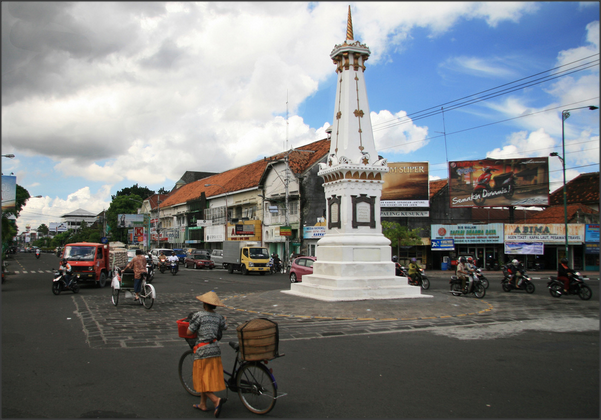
xmin=504 ymin=224 xmax=585 ymax=244
xmin=448 ymin=157 xmax=549 ymax=208
xmin=431 ymin=239 xmax=455 ymax=251
xmin=303 ymin=226 xmax=325 ymax=239
xmin=381 ymin=210 xmax=429 ymax=217
xmin=1 ymin=175 xmax=16 ymax=211
xmin=585 ymin=224 xmax=599 ymax=243
xmin=49 ymin=222 xmax=68 ymax=233
xmin=118 ymin=214 xmax=145 ymax=228
xmin=504 ymin=242 xmax=544 ymax=255
xmin=431 ymin=223 xmax=504 ymax=244
xmin=381 ymin=162 xmax=429 ymax=207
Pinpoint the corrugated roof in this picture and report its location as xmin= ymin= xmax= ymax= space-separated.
xmin=160 ymin=138 xmax=330 ymax=208
xmin=550 ymin=172 xmax=599 ymax=205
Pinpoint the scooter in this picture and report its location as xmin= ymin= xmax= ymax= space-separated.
xmin=408 ymin=268 xmax=430 ymax=290
xmin=449 ymin=274 xmax=486 ymax=298
xmin=145 ymin=256 xmax=155 ymax=283
xmin=170 ymin=261 xmax=178 ymax=276
xmin=35 ymin=250 xmax=41 ymax=259
xmin=548 ymin=272 xmax=592 ymax=300
xmin=159 ymin=260 xmax=167 ymax=274
xmin=52 ymin=270 xmax=80 ymax=295
xmin=472 ymin=268 xmax=489 ymax=289
xmin=501 ymin=270 xmax=535 ymax=293
xmin=472 ymin=167 xmax=516 ymax=206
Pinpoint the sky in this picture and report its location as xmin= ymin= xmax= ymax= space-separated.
xmin=2 ymin=1 xmax=599 ymax=233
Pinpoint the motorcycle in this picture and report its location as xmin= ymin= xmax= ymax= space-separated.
xmin=547 ymin=272 xmax=592 ymax=300
xmin=449 ymin=274 xmax=486 ymax=298
xmin=485 ymin=257 xmax=500 ymax=271
xmin=35 ymin=250 xmax=41 ymax=259
xmin=52 ymin=270 xmax=80 ymax=295
xmin=270 ymin=260 xmax=282 ymax=274
xmin=159 ymin=260 xmax=167 ymax=274
xmin=145 ymin=257 xmax=155 ymax=283
xmin=501 ymin=269 xmax=535 ymax=293
xmin=407 ymin=268 xmax=430 ymax=290
xmin=472 ymin=167 xmax=516 ymax=206
xmin=170 ymin=261 xmax=178 ymax=276
xmin=473 ymin=268 xmax=489 ymax=289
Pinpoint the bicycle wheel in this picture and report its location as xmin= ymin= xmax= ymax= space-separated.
xmin=178 ymin=349 xmax=201 ymax=396
xmin=236 ymin=362 xmax=277 ymax=415
xmin=111 ymin=287 xmax=119 ymax=306
xmin=141 ymin=284 xmax=154 ymax=309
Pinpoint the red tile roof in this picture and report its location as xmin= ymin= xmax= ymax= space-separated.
xmin=520 ymin=203 xmax=599 ymax=224
xmin=160 ymin=139 xmax=330 ymax=208
xmin=550 ymin=172 xmax=599 ymax=206
xmin=429 ymin=179 xmax=447 ymax=199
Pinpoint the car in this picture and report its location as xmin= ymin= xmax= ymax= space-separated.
xmin=151 ymin=248 xmax=173 ymax=267
xmin=210 ymin=249 xmax=224 ymax=268
xmin=184 ymin=251 xmax=215 ymax=269
xmin=289 ymin=256 xmax=316 ymax=283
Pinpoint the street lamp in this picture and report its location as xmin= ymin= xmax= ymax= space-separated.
xmin=551 ymin=105 xmax=599 ymax=263
xmin=205 ymin=184 xmax=228 ymax=225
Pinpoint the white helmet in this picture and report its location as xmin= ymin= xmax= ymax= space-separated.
xmin=512 ymin=259 xmax=518 ymax=265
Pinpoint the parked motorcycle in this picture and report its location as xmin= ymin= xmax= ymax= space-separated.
xmin=547 ymin=272 xmax=592 ymax=300
xmin=52 ymin=270 xmax=80 ymax=294
xmin=170 ymin=261 xmax=178 ymax=276
xmin=501 ymin=269 xmax=535 ymax=293
xmin=485 ymin=256 xmax=500 ymax=271
xmin=449 ymin=274 xmax=486 ymax=298
xmin=472 ymin=167 xmax=516 ymax=206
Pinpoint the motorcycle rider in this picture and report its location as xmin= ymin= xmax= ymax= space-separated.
xmin=392 ymin=256 xmax=402 ymax=276
xmin=35 ymin=248 xmax=41 ymax=258
xmin=466 ymin=257 xmax=478 ymax=291
xmin=456 ymin=257 xmax=469 ymax=292
xmin=407 ymin=258 xmax=421 ymax=285
xmin=59 ymin=258 xmax=73 ymax=289
xmin=168 ymin=251 xmax=179 ymax=273
xmin=506 ymin=259 xmax=523 ymax=289
xmin=557 ymin=258 xmax=574 ymax=293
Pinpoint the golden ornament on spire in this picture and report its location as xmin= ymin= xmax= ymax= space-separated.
xmin=346 ymin=6 xmax=353 ymax=40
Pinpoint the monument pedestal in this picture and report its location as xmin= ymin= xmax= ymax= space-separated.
xmin=284 ymin=233 xmax=429 ymax=302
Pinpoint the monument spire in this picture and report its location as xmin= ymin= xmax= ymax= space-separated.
xmin=346 ymin=6 xmax=353 ymax=40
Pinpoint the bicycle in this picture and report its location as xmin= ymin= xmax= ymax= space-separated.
xmin=177 ymin=324 xmax=286 ymax=415
xmin=111 ymin=267 xmax=155 ymax=309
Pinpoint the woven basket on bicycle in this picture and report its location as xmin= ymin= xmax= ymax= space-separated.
xmin=236 ymin=318 xmax=279 ymax=361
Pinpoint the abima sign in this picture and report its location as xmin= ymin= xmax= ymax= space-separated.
xmin=448 ymin=157 xmax=549 ymax=208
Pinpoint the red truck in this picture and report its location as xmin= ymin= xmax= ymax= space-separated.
xmin=62 ymin=242 xmax=126 ymax=288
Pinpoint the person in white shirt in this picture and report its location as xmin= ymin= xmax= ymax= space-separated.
xmin=168 ymin=252 xmax=179 ymax=273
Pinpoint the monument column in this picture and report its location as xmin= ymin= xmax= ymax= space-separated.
xmin=285 ymin=7 xmax=426 ymax=301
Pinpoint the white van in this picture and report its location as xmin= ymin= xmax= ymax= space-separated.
xmin=151 ymin=248 xmax=173 ymax=267
xmin=211 ymin=249 xmax=224 ymax=268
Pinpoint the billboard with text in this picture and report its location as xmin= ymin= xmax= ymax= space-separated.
xmin=448 ymin=157 xmax=549 ymax=208
xmin=381 ymin=162 xmax=429 ymax=207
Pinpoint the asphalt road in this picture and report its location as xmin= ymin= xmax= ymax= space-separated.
xmin=2 ymin=252 xmax=599 ymax=418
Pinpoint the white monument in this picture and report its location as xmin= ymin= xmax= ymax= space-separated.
xmin=285 ymin=8 xmax=427 ymax=301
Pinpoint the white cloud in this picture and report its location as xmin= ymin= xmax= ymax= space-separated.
xmin=372 ymin=110 xmax=429 ymax=154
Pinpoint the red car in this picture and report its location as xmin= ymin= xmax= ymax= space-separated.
xmin=289 ymin=256 xmax=316 ymax=283
xmin=184 ymin=251 xmax=215 ymax=269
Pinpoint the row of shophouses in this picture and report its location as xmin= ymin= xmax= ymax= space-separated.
xmin=128 ymin=138 xmax=599 ymax=272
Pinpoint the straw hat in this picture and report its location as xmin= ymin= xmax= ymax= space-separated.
xmin=196 ymin=291 xmax=225 ymax=307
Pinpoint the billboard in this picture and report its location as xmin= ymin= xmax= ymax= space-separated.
xmin=381 ymin=162 xmax=429 ymax=208
xmin=431 ymin=223 xmax=504 ymax=244
xmin=49 ymin=222 xmax=68 ymax=233
xmin=1 ymin=175 xmax=16 ymax=211
xmin=448 ymin=157 xmax=549 ymax=208
xmin=117 ymin=214 xmax=145 ymax=228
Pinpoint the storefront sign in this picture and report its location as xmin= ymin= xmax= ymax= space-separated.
xmin=431 ymin=239 xmax=455 ymax=251
xmin=381 ymin=210 xmax=429 ymax=217
xmin=279 ymin=226 xmax=292 ymax=236
xmin=303 ymin=226 xmax=325 ymax=239
xmin=504 ymin=242 xmax=544 ymax=255
xmin=431 ymin=223 xmax=503 ymax=244
xmin=205 ymin=225 xmax=225 ymax=242
xmin=504 ymin=224 xmax=585 ymax=244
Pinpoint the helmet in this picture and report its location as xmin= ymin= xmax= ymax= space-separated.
xmin=512 ymin=259 xmax=518 ymax=265
xmin=392 ymin=256 xmax=398 ymax=262
xmin=172 ymin=252 xmax=176 ymax=256
xmin=467 ymin=257 xmax=473 ymax=262
xmin=459 ymin=257 xmax=466 ymax=263
xmin=61 ymin=258 xmax=67 ymax=264
xmin=561 ymin=258 xmax=568 ymax=264
xmin=411 ymin=258 xmax=416 ymax=262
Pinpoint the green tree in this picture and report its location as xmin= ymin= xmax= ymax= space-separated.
xmin=112 ymin=184 xmax=154 ymax=201
xmin=157 ymin=187 xmax=169 ymax=195
xmin=37 ymin=224 xmax=49 ymax=235
xmin=382 ymin=221 xmax=423 ymax=256
xmin=106 ymin=194 xmax=144 ymax=242
xmin=2 ymin=184 xmax=30 ymax=248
